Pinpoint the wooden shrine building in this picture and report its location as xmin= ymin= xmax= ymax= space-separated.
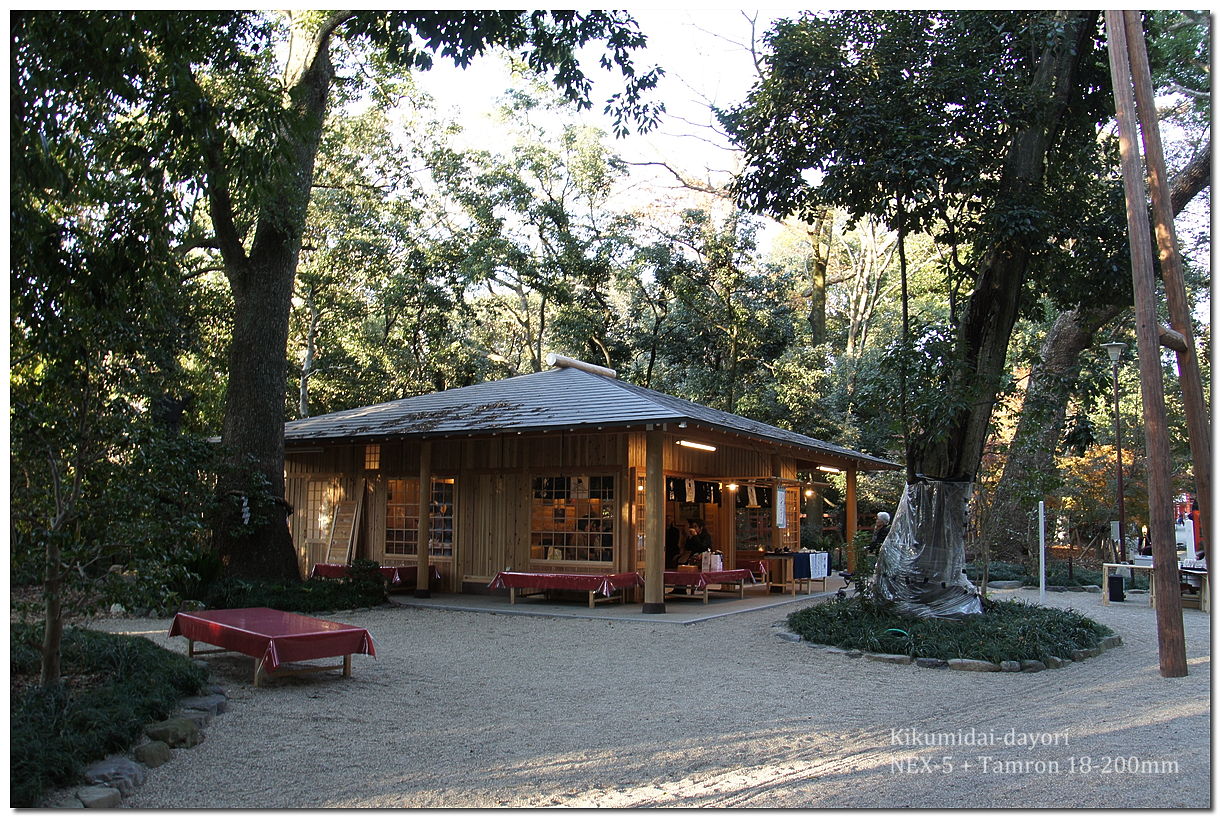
xmin=282 ymin=355 xmax=899 ymax=610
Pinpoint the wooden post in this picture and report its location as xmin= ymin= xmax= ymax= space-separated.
xmin=770 ymin=455 xmax=784 ymax=553
xmin=1105 ymin=12 xmax=1187 ymax=677
xmin=1123 ymin=10 xmax=1212 ymax=563
xmin=415 ymin=439 xmax=432 ymax=599
xmin=845 ymin=468 xmax=858 ymax=571
xmin=642 ymin=427 xmax=666 ymax=613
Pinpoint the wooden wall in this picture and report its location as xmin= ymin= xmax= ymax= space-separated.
xmin=285 ymin=429 xmax=803 ymax=589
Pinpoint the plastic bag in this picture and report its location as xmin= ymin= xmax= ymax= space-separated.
xmin=701 ymin=552 xmax=724 ymax=572
xmin=872 ymin=480 xmax=983 ymax=619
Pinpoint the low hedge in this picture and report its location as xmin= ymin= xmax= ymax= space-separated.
xmin=195 ymin=559 xmax=391 ymax=613
xmin=787 ymin=596 xmax=1113 ymax=665
xmin=965 ymin=560 xmax=1149 ymax=590
xmin=10 ymin=625 xmax=208 ymax=807
xmin=202 ymin=575 xmax=388 ymax=613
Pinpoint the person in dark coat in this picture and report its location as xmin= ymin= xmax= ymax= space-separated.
xmin=679 ymin=518 xmax=713 ymax=565
xmin=868 ymin=511 xmax=891 ymax=554
xmin=665 ymin=520 xmax=682 ymax=569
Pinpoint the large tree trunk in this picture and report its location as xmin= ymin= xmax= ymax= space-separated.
xmin=209 ymin=14 xmax=346 ymax=581
xmin=978 ymin=139 xmax=1210 ymax=560
xmin=912 ymin=11 xmax=1098 ymax=482
xmin=805 ymin=210 xmax=832 ymax=345
xmin=978 ymin=304 xmax=1121 ymax=560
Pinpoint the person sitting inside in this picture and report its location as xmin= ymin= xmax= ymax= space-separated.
xmin=678 ymin=518 xmax=713 ymax=565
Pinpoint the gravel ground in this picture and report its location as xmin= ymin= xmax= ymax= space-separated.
xmin=91 ymin=588 xmax=1210 ymax=809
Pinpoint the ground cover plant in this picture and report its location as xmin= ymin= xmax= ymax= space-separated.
xmin=787 ymin=596 xmax=1113 ymax=664
xmin=10 ymin=625 xmax=209 ymax=807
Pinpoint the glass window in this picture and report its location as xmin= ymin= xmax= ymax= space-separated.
xmin=385 ymin=477 xmax=455 ymax=557
xmin=531 ymin=475 xmax=615 ymax=563
xmin=364 ymin=444 xmax=381 ymax=471
xmin=307 ymin=479 xmax=334 ymax=541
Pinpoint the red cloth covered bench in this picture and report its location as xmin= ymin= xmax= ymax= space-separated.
xmin=663 ymin=569 xmax=754 ymax=603
xmin=169 ymin=607 xmax=376 ymax=686
xmin=489 ymin=571 xmax=644 ymax=607
xmin=311 ymin=563 xmax=443 ymax=587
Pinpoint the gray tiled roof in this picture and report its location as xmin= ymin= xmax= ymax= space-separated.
xmin=283 ymin=366 xmax=899 ymax=470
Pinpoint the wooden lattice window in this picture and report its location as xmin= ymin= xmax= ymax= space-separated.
xmin=530 ymin=475 xmax=615 ymax=563
xmin=385 ymin=478 xmax=455 ymax=557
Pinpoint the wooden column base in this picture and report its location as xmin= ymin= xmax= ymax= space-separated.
xmin=642 ymin=602 xmax=666 ymax=614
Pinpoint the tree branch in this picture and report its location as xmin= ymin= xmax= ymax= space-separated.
xmin=1169 ymin=138 xmax=1210 ymax=214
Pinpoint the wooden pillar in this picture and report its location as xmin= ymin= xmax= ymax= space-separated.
xmin=1106 ymin=12 xmax=1186 ymax=677
xmin=642 ymin=427 xmax=666 ymax=613
xmin=845 ymin=468 xmax=858 ymax=571
xmin=415 ymin=439 xmax=432 ymax=599
xmin=1123 ymin=10 xmax=1212 ymax=563
xmin=770 ymin=455 xmax=784 ymax=553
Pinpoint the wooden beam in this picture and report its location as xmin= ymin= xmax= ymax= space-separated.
xmin=1106 ymin=11 xmax=1187 ymax=677
xmin=415 ymin=439 xmax=432 ymax=599
xmin=1158 ymin=325 xmax=1188 ymax=353
xmin=642 ymin=428 xmax=666 ymax=613
xmin=1124 ymin=10 xmax=1212 ymax=565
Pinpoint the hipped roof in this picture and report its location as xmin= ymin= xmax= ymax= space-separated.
xmin=283 ymin=365 xmax=899 ymax=471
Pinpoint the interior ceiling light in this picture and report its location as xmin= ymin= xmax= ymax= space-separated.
xmin=817 ymin=465 xmax=841 ymax=473
xmin=726 ymin=483 xmax=738 ymax=491
xmin=677 ymin=440 xmax=716 ymax=452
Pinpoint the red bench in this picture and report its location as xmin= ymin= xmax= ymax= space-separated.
xmin=169 ymin=607 xmax=376 ymax=686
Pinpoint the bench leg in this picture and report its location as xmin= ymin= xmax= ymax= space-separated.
xmin=343 ymin=655 xmax=352 ymax=678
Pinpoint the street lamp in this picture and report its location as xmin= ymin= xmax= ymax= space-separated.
xmin=1101 ymin=341 xmax=1127 ymax=562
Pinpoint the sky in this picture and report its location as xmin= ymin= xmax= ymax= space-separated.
xmin=410 ymin=9 xmax=791 ymax=210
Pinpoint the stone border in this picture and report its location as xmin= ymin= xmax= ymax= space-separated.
xmin=771 ymin=620 xmax=1122 ymax=673
xmin=40 ymin=665 xmax=229 ymax=809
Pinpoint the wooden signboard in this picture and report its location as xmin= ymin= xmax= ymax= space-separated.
xmin=325 ymin=496 xmax=363 ymax=565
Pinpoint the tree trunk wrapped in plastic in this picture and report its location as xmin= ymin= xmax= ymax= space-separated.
xmin=872 ymin=480 xmax=984 ymax=619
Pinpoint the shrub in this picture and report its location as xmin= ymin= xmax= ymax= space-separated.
xmin=10 ymin=624 xmax=207 ymax=807
xmin=786 ymin=596 xmax=1112 ymax=664
xmin=201 ymin=572 xmax=387 ymax=613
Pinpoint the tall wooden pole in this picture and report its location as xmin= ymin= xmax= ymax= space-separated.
xmin=1123 ymin=10 xmax=1212 ymax=565
xmin=845 ymin=468 xmax=858 ymax=571
xmin=415 ymin=439 xmax=432 ymax=598
xmin=1105 ymin=11 xmax=1187 ymax=677
xmin=642 ymin=427 xmax=666 ymax=613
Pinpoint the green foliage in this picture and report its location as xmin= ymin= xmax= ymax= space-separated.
xmin=787 ymin=596 xmax=1112 ymax=663
xmin=202 ymin=574 xmax=388 ymax=613
xmin=964 ymin=560 xmax=1149 ymax=590
xmin=10 ymin=625 xmax=208 ymax=807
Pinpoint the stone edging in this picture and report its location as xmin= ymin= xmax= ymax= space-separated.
xmin=41 ymin=663 xmax=228 ymax=809
xmin=772 ymin=621 xmax=1122 ymax=673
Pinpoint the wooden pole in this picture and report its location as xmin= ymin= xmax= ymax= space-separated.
xmin=415 ymin=439 xmax=432 ymax=598
xmin=642 ymin=427 xmax=666 ymax=613
xmin=845 ymin=468 xmax=858 ymax=571
xmin=1123 ymin=10 xmax=1212 ymax=566
xmin=1105 ymin=11 xmax=1187 ymax=677
xmin=770 ymin=455 xmax=784 ymax=554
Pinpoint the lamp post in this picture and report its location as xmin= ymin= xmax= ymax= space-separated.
xmin=1101 ymin=342 xmax=1128 ymax=562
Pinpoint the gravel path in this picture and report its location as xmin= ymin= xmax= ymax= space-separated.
xmin=95 ymin=588 xmax=1210 ymax=809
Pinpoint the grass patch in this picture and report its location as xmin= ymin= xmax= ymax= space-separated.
xmin=10 ymin=624 xmax=208 ymax=807
xmin=787 ymin=596 xmax=1113 ymax=664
